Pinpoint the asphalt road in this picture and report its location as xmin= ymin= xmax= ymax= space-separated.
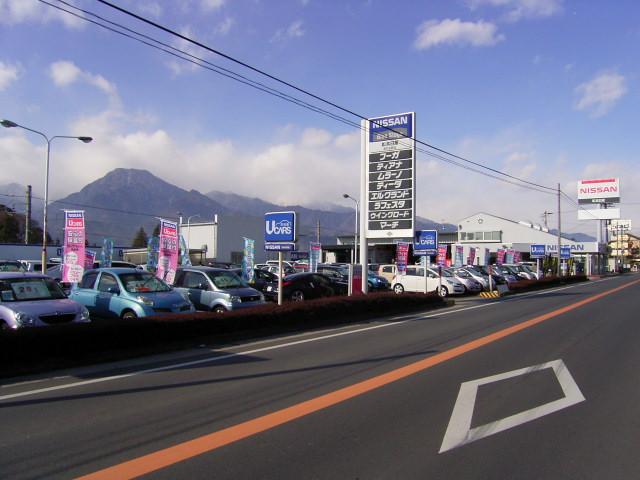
xmin=1 ymin=274 xmax=639 ymax=479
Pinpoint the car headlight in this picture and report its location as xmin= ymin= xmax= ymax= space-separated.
xmin=81 ymin=307 xmax=90 ymax=321
xmin=230 ymin=295 xmax=241 ymax=303
xmin=136 ymin=296 xmax=154 ymax=306
xmin=15 ymin=311 xmax=36 ymax=327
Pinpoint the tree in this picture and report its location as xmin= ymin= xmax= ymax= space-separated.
xmin=132 ymin=227 xmax=149 ymax=248
xmin=152 ymin=223 xmax=160 ymax=237
xmin=0 ymin=205 xmax=20 ymax=243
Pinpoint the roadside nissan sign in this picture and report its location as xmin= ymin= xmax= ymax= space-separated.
xmin=577 ymin=178 xmax=620 ymax=204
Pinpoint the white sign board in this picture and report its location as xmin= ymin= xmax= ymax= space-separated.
xmin=608 ymin=218 xmax=632 ymax=234
xmin=577 ymin=208 xmax=620 ymax=220
xmin=364 ymin=112 xmax=415 ymax=239
xmin=577 ymin=178 xmax=620 ymax=205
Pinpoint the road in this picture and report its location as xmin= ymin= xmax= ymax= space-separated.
xmin=1 ymin=274 xmax=639 ymax=479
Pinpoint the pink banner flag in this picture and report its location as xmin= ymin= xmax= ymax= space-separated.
xmin=62 ymin=210 xmax=86 ymax=283
xmin=496 ymin=249 xmax=506 ymax=265
xmin=396 ymin=242 xmax=410 ymax=275
xmin=468 ymin=247 xmax=476 ymax=266
xmin=84 ymin=250 xmax=97 ymax=270
xmin=156 ymin=219 xmax=179 ymax=284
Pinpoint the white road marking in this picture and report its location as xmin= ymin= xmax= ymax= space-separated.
xmin=439 ymin=359 xmax=585 ymax=453
xmin=0 ymin=278 xmax=613 ymax=401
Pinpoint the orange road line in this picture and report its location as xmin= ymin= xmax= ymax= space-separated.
xmin=77 ymin=278 xmax=640 ymax=480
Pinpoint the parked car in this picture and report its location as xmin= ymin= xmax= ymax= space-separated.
xmin=264 ymin=272 xmax=347 ymax=301
xmin=174 ymin=266 xmax=265 ymax=313
xmin=69 ymin=268 xmax=194 ymax=319
xmin=231 ymin=267 xmax=278 ymax=294
xmin=377 ymin=264 xmax=397 ymax=282
xmin=368 ymin=272 xmax=391 ymax=291
xmin=474 ymin=265 xmax=508 ymax=285
xmin=490 ymin=265 xmax=520 ymax=284
xmin=391 ymin=266 xmax=465 ymax=297
xmin=459 ymin=266 xmax=491 ymax=290
xmin=0 ymin=260 xmax=27 ymax=273
xmin=502 ymin=264 xmax=534 ymax=280
xmin=19 ymin=260 xmax=58 ymax=272
xmin=259 ymin=264 xmax=297 ymax=278
xmin=448 ymin=268 xmax=483 ymax=293
xmin=0 ymin=272 xmax=90 ymax=331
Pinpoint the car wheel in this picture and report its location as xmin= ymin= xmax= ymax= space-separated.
xmin=212 ymin=305 xmax=226 ymax=314
xmin=438 ymin=286 xmax=449 ymax=297
xmin=393 ymin=284 xmax=404 ymax=294
xmin=290 ymin=290 xmax=305 ymax=301
xmin=121 ymin=310 xmax=137 ymax=320
xmin=0 ymin=321 xmax=11 ymax=332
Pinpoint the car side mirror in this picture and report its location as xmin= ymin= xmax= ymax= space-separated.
xmin=107 ymin=286 xmax=120 ymax=295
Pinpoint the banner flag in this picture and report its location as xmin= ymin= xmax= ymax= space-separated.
xmin=157 ymin=219 xmax=179 ymax=284
xmin=396 ymin=242 xmax=410 ymax=275
xmin=242 ymin=237 xmax=255 ymax=283
xmin=62 ymin=210 xmax=86 ymax=283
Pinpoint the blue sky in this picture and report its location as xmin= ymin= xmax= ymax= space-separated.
xmin=1 ymin=0 xmax=638 ymax=236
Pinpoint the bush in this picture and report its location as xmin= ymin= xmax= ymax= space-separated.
xmin=0 ymin=292 xmax=447 ymax=378
xmin=507 ymin=275 xmax=588 ymax=293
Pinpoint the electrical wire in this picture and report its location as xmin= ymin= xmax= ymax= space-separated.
xmin=42 ymin=0 xmax=557 ymax=194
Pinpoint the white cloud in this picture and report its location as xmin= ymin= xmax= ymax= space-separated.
xmin=0 ymin=0 xmax=85 ymax=28
xmin=0 ymin=61 xmax=21 ymax=91
xmin=200 ymin=0 xmax=224 ymax=12
xmin=137 ymin=2 xmax=163 ymax=18
xmin=574 ymin=72 xmax=627 ymax=118
xmin=272 ymin=20 xmax=305 ymax=42
xmin=166 ymin=26 xmax=209 ymax=75
xmin=215 ymin=17 xmax=234 ymax=35
xmin=467 ymin=0 xmax=563 ymax=22
xmin=49 ymin=61 xmax=119 ymax=105
xmin=414 ymin=19 xmax=504 ymax=50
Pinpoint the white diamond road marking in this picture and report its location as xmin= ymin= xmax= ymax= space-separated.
xmin=439 ymin=359 xmax=585 ymax=453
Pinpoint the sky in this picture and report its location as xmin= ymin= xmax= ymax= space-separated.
xmin=0 ymin=0 xmax=638 ymax=237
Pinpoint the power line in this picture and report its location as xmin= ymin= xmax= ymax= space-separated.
xmin=46 ymin=0 xmax=557 ymax=194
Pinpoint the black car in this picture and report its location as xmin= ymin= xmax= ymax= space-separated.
xmin=264 ymin=272 xmax=347 ymax=302
xmin=231 ymin=268 xmax=278 ymax=294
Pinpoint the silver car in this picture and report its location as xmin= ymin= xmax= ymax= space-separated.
xmin=173 ymin=267 xmax=266 ymax=313
xmin=448 ymin=268 xmax=483 ymax=294
xmin=0 ymin=272 xmax=90 ymax=331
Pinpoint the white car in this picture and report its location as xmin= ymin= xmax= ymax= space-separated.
xmin=392 ymin=266 xmax=465 ymax=297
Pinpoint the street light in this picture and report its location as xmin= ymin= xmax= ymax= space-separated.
xmin=1 ymin=119 xmax=92 ymax=273
xmin=343 ymin=193 xmax=359 ymax=264
xmin=186 ymin=214 xmax=201 ymax=250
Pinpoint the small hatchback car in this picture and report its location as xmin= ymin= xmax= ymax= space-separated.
xmin=69 ymin=268 xmax=195 ymax=319
xmin=0 ymin=272 xmax=90 ymax=331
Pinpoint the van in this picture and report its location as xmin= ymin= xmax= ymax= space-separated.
xmin=378 ymin=264 xmax=396 ymax=282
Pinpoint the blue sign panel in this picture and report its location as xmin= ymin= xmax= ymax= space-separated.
xmin=265 ymin=211 xmax=296 ymax=243
xmin=369 ymin=113 xmax=413 ymax=142
xmin=413 ymin=230 xmax=438 ymax=256
xmin=530 ymin=244 xmax=546 ymax=258
xmin=560 ymin=246 xmax=571 ymax=260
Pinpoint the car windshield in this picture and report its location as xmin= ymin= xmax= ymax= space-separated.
xmin=207 ymin=270 xmax=248 ymax=289
xmin=455 ymin=269 xmax=471 ymax=278
xmin=120 ymin=272 xmax=171 ymax=293
xmin=0 ymin=277 xmax=66 ymax=301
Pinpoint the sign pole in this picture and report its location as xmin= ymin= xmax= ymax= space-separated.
xmin=360 ymin=119 xmax=368 ymax=294
xmin=536 ymin=258 xmax=540 ymax=278
xmin=557 ymin=183 xmax=562 ymax=277
xmin=488 ymin=265 xmax=493 ymax=292
xmin=422 ymin=255 xmax=428 ymax=294
xmin=277 ymin=251 xmax=283 ymax=306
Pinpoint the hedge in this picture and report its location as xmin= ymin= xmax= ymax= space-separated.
xmin=0 ymin=292 xmax=447 ymax=379
xmin=507 ymin=275 xmax=588 ymax=294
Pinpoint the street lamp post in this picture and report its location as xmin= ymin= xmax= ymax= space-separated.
xmin=1 ymin=119 xmax=92 ymax=273
xmin=343 ymin=193 xmax=359 ymax=264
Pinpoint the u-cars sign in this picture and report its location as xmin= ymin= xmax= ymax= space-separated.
xmin=577 ymin=178 xmax=620 ymax=204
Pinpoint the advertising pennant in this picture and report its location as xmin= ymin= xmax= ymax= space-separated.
xmin=242 ymin=237 xmax=255 ymax=283
xmin=62 ymin=210 xmax=86 ymax=283
xmin=396 ymin=242 xmax=410 ymax=275
xmin=156 ymin=219 xmax=179 ymax=284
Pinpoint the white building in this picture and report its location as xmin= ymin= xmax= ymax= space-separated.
xmin=456 ymin=212 xmax=607 ymax=275
xmin=180 ymin=215 xmax=267 ymax=265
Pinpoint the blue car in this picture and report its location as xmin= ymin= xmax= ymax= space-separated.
xmin=70 ymin=268 xmax=195 ymax=319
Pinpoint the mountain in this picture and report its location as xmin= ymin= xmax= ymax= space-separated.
xmin=1 ymin=169 xmax=595 ymax=247
xmin=48 ymin=169 xmax=231 ymax=245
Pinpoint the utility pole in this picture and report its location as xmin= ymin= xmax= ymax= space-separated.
xmin=25 ymin=185 xmax=32 ymax=244
xmin=316 ymin=219 xmax=320 ymax=243
xmin=541 ymin=210 xmax=553 ymax=229
xmin=557 ymin=183 xmax=562 ymax=277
